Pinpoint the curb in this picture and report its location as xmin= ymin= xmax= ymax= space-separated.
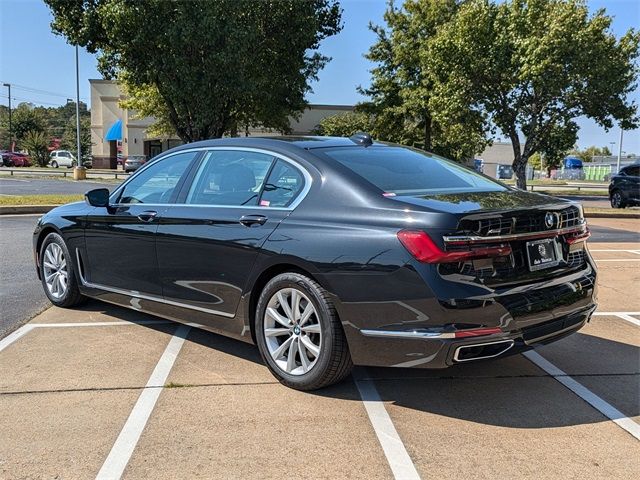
xmin=0 ymin=205 xmax=56 ymax=215
xmin=584 ymin=212 xmax=640 ymax=219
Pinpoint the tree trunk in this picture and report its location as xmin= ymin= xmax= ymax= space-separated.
xmin=513 ymin=155 xmax=528 ymax=190
xmin=509 ymin=133 xmax=528 ymax=190
xmin=424 ymin=113 xmax=432 ymax=152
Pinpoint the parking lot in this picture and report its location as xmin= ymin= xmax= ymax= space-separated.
xmin=1 ymin=223 xmax=639 ymax=479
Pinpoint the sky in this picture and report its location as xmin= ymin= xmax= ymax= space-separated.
xmin=1 ymin=0 xmax=638 ymax=153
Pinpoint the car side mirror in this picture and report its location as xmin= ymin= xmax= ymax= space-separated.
xmin=85 ymin=188 xmax=110 ymax=207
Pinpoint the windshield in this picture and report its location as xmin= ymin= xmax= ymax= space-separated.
xmin=318 ymin=146 xmax=508 ymax=196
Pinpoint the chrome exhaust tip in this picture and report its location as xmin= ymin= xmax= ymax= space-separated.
xmin=453 ymin=339 xmax=514 ymax=363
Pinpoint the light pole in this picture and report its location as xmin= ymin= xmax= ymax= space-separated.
xmin=75 ymin=45 xmax=82 ymax=165
xmin=2 ymin=83 xmax=12 ymax=151
xmin=616 ymin=129 xmax=623 ymax=174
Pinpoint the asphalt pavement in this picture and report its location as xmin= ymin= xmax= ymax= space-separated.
xmin=0 ymin=177 xmax=118 ymax=196
xmin=0 ymin=215 xmax=48 ymax=338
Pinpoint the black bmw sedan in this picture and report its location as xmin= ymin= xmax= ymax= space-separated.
xmin=33 ymin=135 xmax=596 ymax=390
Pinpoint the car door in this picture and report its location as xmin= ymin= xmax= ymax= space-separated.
xmin=83 ymin=150 xmax=199 ymax=296
xmin=156 ymin=148 xmax=310 ymax=319
xmin=623 ymin=165 xmax=640 ymax=201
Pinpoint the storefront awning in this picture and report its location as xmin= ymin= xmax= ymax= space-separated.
xmin=105 ymin=119 xmax=122 ymax=141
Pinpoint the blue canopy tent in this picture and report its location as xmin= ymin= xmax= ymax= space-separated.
xmin=105 ymin=119 xmax=122 ymax=141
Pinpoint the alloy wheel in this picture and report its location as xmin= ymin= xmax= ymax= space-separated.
xmin=263 ymin=287 xmax=322 ymax=375
xmin=43 ymin=243 xmax=68 ymax=299
xmin=611 ymin=192 xmax=622 ymax=208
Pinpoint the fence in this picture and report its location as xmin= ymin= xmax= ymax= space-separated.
xmin=0 ymin=168 xmax=130 ymax=180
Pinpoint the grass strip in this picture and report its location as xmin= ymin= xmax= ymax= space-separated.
xmin=0 ymin=194 xmax=84 ymax=206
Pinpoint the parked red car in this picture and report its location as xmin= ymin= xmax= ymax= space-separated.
xmin=1 ymin=151 xmax=32 ymax=167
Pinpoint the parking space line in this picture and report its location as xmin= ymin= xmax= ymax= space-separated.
xmin=523 ymin=351 xmax=640 ymax=441
xmin=588 ymin=249 xmax=640 ymax=252
xmin=593 ymin=312 xmax=640 ymax=316
xmin=614 ymin=314 xmax=640 ymax=328
xmin=593 ymin=259 xmax=640 ymax=262
xmin=96 ymin=325 xmax=191 ymax=480
xmin=32 ymin=320 xmax=172 ymax=328
xmin=354 ymin=369 xmax=421 ymax=480
xmin=0 ymin=324 xmax=35 ymax=353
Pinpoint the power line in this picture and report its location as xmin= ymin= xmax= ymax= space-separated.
xmin=0 ymin=81 xmax=87 ymax=101
xmin=0 ymin=94 xmax=88 ymax=107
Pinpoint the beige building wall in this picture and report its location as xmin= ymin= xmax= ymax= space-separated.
xmin=90 ymin=80 xmax=354 ymax=165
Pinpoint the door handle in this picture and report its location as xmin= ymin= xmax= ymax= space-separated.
xmin=137 ymin=210 xmax=158 ymax=222
xmin=239 ymin=214 xmax=267 ymax=227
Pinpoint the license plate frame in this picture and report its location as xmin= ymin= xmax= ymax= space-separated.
xmin=526 ymin=238 xmax=561 ymax=271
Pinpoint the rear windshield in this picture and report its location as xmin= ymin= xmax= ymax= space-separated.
xmin=319 ymin=146 xmax=507 ymax=195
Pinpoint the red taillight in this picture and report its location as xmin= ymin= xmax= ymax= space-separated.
xmin=397 ymin=230 xmax=512 ymax=263
xmin=566 ymin=227 xmax=590 ymax=245
xmin=454 ymin=327 xmax=502 ymax=338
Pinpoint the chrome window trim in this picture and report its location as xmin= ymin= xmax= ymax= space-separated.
xmin=443 ymin=220 xmax=587 ymax=244
xmin=75 ymin=248 xmax=235 ymax=318
xmin=109 ymin=146 xmax=313 ymax=212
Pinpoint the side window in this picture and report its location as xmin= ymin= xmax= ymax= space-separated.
xmin=624 ymin=166 xmax=640 ymax=177
xmin=185 ymin=150 xmax=274 ymax=206
xmin=118 ymin=151 xmax=196 ymax=204
xmin=259 ymin=159 xmax=306 ymax=208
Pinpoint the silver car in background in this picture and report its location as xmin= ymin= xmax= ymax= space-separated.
xmin=124 ymin=155 xmax=147 ymax=173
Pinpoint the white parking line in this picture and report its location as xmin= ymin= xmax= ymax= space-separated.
xmin=0 ymin=321 xmax=172 ymax=353
xmin=0 ymin=324 xmax=35 ymax=353
xmin=354 ymin=369 xmax=421 ymax=480
xmin=593 ymin=312 xmax=640 ymax=316
xmin=593 ymin=259 xmax=640 ymax=262
xmin=592 ymin=312 xmax=640 ymax=327
xmin=524 ymin=351 xmax=640 ymax=441
xmin=33 ymin=320 xmax=172 ymax=328
xmin=96 ymin=325 xmax=191 ymax=480
xmin=614 ymin=314 xmax=640 ymax=328
xmin=589 ymin=249 xmax=640 ymax=252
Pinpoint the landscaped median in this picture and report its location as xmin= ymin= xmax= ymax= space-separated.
xmin=0 ymin=194 xmax=638 ymax=219
xmin=0 ymin=194 xmax=83 ymax=215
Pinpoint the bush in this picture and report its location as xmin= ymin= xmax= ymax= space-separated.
xmin=21 ymin=130 xmax=50 ymax=167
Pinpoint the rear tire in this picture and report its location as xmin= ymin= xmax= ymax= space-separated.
xmin=610 ymin=190 xmax=626 ymax=209
xmin=255 ymin=272 xmax=352 ymax=390
xmin=40 ymin=232 xmax=85 ymax=308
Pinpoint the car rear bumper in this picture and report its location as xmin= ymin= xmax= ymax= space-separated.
xmin=336 ymin=260 xmax=597 ymax=369
xmin=347 ymin=304 xmax=595 ymax=369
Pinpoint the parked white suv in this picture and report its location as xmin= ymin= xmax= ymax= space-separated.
xmin=49 ymin=150 xmax=76 ymax=168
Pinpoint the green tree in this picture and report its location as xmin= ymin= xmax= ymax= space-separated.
xmin=60 ymin=115 xmax=92 ymax=160
xmin=570 ymin=145 xmax=613 ymax=162
xmin=358 ymin=0 xmax=489 ymax=160
xmin=21 ymin=130 xmax=51 ymax=167
xmin=0 ymin=103 xmax=47 ymax=148
xmin=428 ymin=0 xmax=640 ymax=188
xmin=314 ymin=112 xmax=375 ymax=137
xmin=45 ymin=0 xmax=342 ymax=141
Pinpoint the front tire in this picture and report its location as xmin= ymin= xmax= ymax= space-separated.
xmin=610 ymin=190 xmax=626 ymax=209
xmin=40 ymin=233 xmax=85 ymax=307
xmin=255 ymin=272 xmax=352 ymax=390
xmin=51 ymin=161 xmax=58 ymax=168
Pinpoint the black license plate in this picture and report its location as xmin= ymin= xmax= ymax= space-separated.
xmin=526 ymin=238 xmax=560 ymax=271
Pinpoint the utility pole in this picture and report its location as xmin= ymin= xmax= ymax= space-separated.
xmin=2 ymin=83 xmax=12 ymax=151
xmin=616 ymin=129 xmax=623 ymax=174
xmin=75 ymin=46 xmax=82 ymax=165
